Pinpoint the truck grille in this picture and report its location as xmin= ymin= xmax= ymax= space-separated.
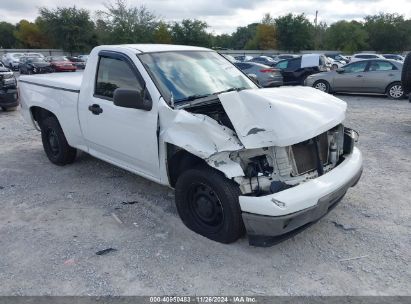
xmin=291 ymin=132 xmax=329 ymax=175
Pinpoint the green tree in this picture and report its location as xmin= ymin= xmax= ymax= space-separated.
xmin=211 ymin=34 xmax=232 ymax=49
xmin=171 ymin=19 xmax=211 ymax=47
xmin=37 ymin=6 xmax=96 ymax=53
xmin=154 ymin=22 xmax=172 ymax=44
xmin=230 ymin=23 xmax=258 ymax=49
xmin=14 ymin=20 xmax=49 ymax=48
xmin=96 ymin=0 xmax=158 ymax=44
xmin=324 ymin=20 xmax=368 ymax=53
xmin=0 ymin=22 xmax=17 ymax=48
xmin=275 ymin=14 xmax=314 ymax=51
xmin=364 ymin=13 xmax=411 ymax=52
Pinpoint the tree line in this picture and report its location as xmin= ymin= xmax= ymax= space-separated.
xmin=1 ymin=0 xmax=411 ymax=54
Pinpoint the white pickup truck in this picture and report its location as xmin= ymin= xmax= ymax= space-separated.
xmin=19 ymin=44 xmax=363 ymax=246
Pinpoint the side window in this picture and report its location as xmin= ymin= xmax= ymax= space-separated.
xmin=95 ymin=56 xmax=143 ymax=99
xmin=276 ymin=60 xmax=288 ymax=69
xmin=344 ymin=61 xmax=368 ymax=73
xmin=288 ymin=58 xmax=301 ymax=69
xmin=369 ymin=60 xmax=396 ymax=71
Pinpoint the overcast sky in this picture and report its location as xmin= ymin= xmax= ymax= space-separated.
xmin=1 ymin=0 xmax=411 ymax=34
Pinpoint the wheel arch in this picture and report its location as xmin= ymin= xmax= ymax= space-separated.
xmin=30 ymin=106 xmax=58 ymax=129
xmin=313 ymin=79 xmax=332 ymax=92
xmin=385 ymin=80 xmax=402 ymax=93
xmin=166 ymin=144 xmax=207 ymax=188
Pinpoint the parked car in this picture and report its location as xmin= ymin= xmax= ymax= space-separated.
xmin=234 ymin=61 xmax=283 ymax=87
xmin=327 ymin=53 xmax=349 ymax=63
xmin=24 ymin=52 xmax=44 ymax=58
xmin=19 ymin=44 xmax=362 ymax=246
xmin=326 ymin=57 xmax=344 ymax=70
xmin=271 ymin=54 xmax=299 ymax=62
xmin=350 ymin=53 xmax=385 ymax=62
xmin=0 ymin=63 xmax=18 ymax=111
xmin=45 ymin=56 xmax=77 ymax=72
xmin=77 ymin=55 xmax=89 ymax=62
xmin=249 ymin=56 xmax=277 ymax=67
xmin=305 ymin=59 xmax=405 ymax=99
xmin=67 ymin=56 xmax=87 ymax=69
xmin=19 ymin=57 xmax=53 ymax=74
xmin=2 ymin=53 xmax=24 ymax=70
xmin=234 ymin=55 xmax=253 ymax=62
xmin=275 ymin=54 xmax=328 ymax=85
xmin=221 ymin=54 xmax=237 ymax=63
xmin=382 ymin=54 xmax=404 ymax=62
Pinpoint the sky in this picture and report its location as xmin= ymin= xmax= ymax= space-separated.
xmin=1 ymin=0 xmax=411 ymax=34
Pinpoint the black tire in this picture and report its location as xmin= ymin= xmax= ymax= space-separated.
xmin=386 ymin=82 xmax=404 ymax=100
xmin=40 ymin=116 xmax=77 ymax=165
xmin=401 ymin=53 xmax=411 ymax=94
xmin=175 ymin=166 xmax=245 ymax=244
xmin=313 ymin=80 xmax=330 ymax=93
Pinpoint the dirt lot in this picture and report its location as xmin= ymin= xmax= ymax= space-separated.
xmin=0 ymin=94 xmax=410 ymax=296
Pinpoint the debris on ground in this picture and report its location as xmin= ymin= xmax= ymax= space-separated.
xmin=121 ymin=201 xmax=140 ymax=205
xmin=95 ymin=248 xmax=117 ymax=256
xmin=111 ymin=213 xmax=123 ymax=225
xmin=331 ymin=221 xmax=357 ymax=231
xmin=339 ymin=255 xmax=369 ymax=262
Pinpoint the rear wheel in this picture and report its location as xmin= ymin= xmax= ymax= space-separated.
xmin=313 ymin=80 xmax=330 ymax=93
xmin=175 ymin=166 xmax=245 ymax=244
xmin=40 ymin=116 xmax=77 ymax=165
xmin=387 ymin=82 xmax=404 ymax=100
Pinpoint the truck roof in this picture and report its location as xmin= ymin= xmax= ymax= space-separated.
xmin=104 ymin=44 xmax=211 ymax=53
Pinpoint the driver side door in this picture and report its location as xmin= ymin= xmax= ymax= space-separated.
xmin=78 ymin=51 xmax=160 ymax=180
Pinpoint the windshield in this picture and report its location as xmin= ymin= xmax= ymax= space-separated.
xmin=138 ymin=51 xmax=257 ymax=103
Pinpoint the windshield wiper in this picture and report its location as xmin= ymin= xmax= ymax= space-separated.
xmin=174 ymin=87 xmax=247 ymax=103
xmin=174 ymin=94 xmax=211 ymax=103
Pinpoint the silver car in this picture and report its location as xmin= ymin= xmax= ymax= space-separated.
xmin=234 ymin=61 xmax=283 ymax=87
xmin=305 ymin=59 xmax=405 ymax=99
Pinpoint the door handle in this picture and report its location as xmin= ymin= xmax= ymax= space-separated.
xmin=88 ymin=104 xmax=103 ymax=115
xmin=356 ymin=75 xmax=363 ymax=78
xmin=388 ymin=74 xmax=395 ymax=77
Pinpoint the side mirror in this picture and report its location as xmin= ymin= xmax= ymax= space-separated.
xmin=247 ymin=73 xmax=259 ymax=85
xmin=336 ymin=68 xmax=345 ymax=73
xmin=113 ymin=88 xmax=152 ymax=111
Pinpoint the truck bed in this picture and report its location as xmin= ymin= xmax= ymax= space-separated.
xmin=19 ymin=72 xmax=83 ymax=92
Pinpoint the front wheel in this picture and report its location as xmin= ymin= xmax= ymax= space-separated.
xmin=40 ymin=116 xmax=77 ymax=165
xmin=175 ymin=166 xmax=245 ymax=244
xmin=313 ymin=80 xmax=330 ymax=93
xmin=387 ymin=82 xmax=404 ymax=100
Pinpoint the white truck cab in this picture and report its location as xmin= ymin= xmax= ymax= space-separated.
xmin=19 ymin=44 xmax=363 ymax=246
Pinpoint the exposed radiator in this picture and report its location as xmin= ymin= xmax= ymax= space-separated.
xmin=291 ymin=132 xmax=329 ymax=175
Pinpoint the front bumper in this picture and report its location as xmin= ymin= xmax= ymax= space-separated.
xmin=240 ymin=147 xmax=363 ymax=246
xmin=0 ymin=89 xmax=19 ymax=108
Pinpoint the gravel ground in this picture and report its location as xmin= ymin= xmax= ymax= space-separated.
xmin=0 ymin=94 xmax=410 ymax=296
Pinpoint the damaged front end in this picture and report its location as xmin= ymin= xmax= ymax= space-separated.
xmin=160 ymin=86 xmax=362 ymax=246
xmin=160 ymin=86 xmax=356 ymax=194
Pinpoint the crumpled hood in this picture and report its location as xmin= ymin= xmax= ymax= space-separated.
xmin=218 ymin=86 xmax=347 ymax=149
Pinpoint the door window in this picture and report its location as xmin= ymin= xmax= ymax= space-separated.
xmin=95 ymin=56 xmax=143 ymax=99
xmin=344 ymin=61 xmax=368 ymax=73
xmin=276 ymin=60 xmax=288 ymax=69
xmin=368 ymin=60 xmax=396 ymax=71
